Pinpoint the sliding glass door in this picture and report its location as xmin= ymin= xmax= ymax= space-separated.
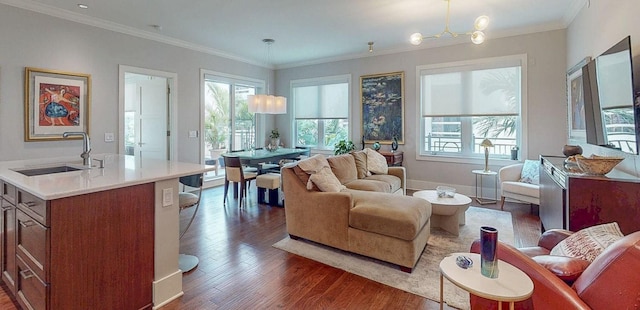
xmin=203 ymin=73 xmax=262 ymax=181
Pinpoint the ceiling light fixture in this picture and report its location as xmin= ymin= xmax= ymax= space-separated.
xmin=247 ymin=39 xmax=287 ymax=114
xmin=77 ymin=4 xmax=88 ymax=9
xmin=368 ymin=41 xmax=374 ymax=53
xmin=410 ymin=0 xmax=489 ymax=45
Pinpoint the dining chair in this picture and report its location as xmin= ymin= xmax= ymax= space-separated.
xmin=178 ymin=173 xmax=204 ymax=272
xmin=229 ymin=149 xmax=259 ymax=173
xmin=223 ymin=156 xmax=257 ymax=207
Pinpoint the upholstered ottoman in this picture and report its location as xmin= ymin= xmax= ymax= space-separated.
xmin=256 ymin=173 xmax=281 ymax=206
xmin=347 ymin=191 xmax=432 ymax=272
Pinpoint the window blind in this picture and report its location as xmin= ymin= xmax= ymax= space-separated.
xmin=420 ymin=58 xmax=522 ymax=117
xmin=293 ymin=78 xmax=349 ymax=120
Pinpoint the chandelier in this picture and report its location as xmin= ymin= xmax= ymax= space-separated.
xmin=248 ymin=39 xmax=287 ymax=114
xmin=410 ymin=0 xmax=489 ymax=45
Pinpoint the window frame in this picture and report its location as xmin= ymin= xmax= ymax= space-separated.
xmin=290 ymin=74 xmax=352 ymax=151
xmin=415 ymin=54 xmax=528 ymax=164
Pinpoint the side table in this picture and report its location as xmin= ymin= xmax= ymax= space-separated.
xmin=378 ymin=151 xmax=403 ymax=166
xmin=472 ymin=169 xmax=498 ymax=205
xmin=413 ymin=190 xmax=471 ymax=236
xmin=439 ymin=252 xmax=533 ymax=310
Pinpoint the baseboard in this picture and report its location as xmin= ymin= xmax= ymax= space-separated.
xmin=152 ymin=270 xmax=184 ymax=309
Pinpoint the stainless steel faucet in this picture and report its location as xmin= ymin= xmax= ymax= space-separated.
xmin=63 ymin=132 xmax=91 ymax=167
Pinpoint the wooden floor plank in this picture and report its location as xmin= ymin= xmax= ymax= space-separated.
xmin=0 ymin=185 xmax=540 ymax=309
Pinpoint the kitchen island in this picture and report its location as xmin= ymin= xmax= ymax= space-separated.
xmin=0 ymin=154 xmax=213 ymax=309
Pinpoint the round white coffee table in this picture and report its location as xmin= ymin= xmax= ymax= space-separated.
xmin=439 ymin=253 xmax=533 ymax=310
xmin=413 ymin=190 xmax=471 ymax=236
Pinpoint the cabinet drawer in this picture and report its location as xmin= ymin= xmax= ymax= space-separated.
xmin=17 ymin=210 xmax=48 ymax=282
xmin=16 ymin=254 xmax=47 ymax=310
xmin=17 ymin=189 xmax=47 ymax=226
xmin=1 ymin=181 xmax=16 ymax=205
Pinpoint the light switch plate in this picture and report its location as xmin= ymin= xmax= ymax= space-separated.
xmin=188 ymin=130 xmax=198 ymax=138
xmin=104 ymin=132 xmax=115 ymax=142
xmin=162 ymin=188 xmax=173 ymax=207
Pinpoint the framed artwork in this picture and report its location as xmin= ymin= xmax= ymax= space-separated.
xmin=360 ymin=71 xmax=404 ymax=144
xmin=567 ymin=57 xmax=591 ymax=141
xmin=24 ymin=67 xmax=91 ymax=141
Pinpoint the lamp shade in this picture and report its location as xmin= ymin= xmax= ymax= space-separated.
xmin=247 ymin=94 xmax=287 ymax=114
xmin=480 ymin=138 xmax=494 ymax=148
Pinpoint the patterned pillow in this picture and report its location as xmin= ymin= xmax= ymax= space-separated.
xmin=364 ymin=148 xmax=388 ymax=175
xmin=309 ymin=166 xmax=346 ymax=192
xmin=550 ymin=222 xmax=624 ymax=262
xmin=519 ymin=159 xmax=540 ymax=185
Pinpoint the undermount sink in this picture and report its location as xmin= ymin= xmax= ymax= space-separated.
xmin=12 ymin=165 xmax=84 ymax=176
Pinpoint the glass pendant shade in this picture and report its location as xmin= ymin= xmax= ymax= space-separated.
xmin=410 ymin=33 xmax=423 ymax=45
xmin=474 ymin=15 xmax=490 ymax=31
xmin=471 ymin=31 xmax=486 ymax=44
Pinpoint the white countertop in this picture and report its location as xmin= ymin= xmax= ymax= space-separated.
xmin=0 ymin=154 xmax=215 ymax=200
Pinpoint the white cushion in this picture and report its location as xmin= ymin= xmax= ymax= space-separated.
xmin=501 ymin=181 xmax=539 ymax=198
xmin=550 ymin=222 xmax=624 ymax=262
xmin=179 ymin=192 xmax=199 ymax=209
xmin=364 ymin=148 xmax=388 ymax=175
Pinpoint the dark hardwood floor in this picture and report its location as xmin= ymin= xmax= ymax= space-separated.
xmin=0 ymin=186 xmax=541 ymax=309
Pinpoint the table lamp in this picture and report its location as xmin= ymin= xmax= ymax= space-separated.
xmin=480 ymin=138 xmax=494 ymax=172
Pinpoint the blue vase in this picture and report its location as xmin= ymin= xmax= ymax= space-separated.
xmin=372 ymin=141 xmax=381 ymax=151
xmin=480 ymin=226 xmax=499 ymax=278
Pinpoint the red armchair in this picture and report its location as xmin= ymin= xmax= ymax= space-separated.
xmin=469 ymin=230 xmax=640 ymax=309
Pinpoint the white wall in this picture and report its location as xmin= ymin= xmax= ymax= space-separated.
xmin=0 ymin=4 xmax=271 ymax=163
xmin=566 ymin=0 xmax=640 ymax=176
xmin=276 ymin=30 xmax=567 ymax=192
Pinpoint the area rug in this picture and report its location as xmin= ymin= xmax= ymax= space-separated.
xmin=272 ymin=206 xmax=514 ymax=309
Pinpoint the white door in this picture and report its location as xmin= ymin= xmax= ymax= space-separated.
xmin=124 ymin=73 xmax=169 ymax=160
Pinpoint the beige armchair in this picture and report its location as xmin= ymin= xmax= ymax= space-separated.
xmin=499 ymin=162 xmax=540 ymax=212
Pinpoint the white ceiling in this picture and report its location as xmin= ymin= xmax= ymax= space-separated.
xmin=2 ymin=0 xmax=586 ymax=68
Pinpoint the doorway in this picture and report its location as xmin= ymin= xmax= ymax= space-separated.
xmin=201 ymin=70 xmax=264 ymax=182
xmin=119 ymin=65 xmax=177 ymax=160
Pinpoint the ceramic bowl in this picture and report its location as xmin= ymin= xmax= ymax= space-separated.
xmin=436 ymin=186 xmax=456 ymax=198
xmin=576 ymin=155 xmax=624 ymax=175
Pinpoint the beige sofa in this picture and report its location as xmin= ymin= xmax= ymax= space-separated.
xmin=281 ymin=152 xmax=432 ymax=272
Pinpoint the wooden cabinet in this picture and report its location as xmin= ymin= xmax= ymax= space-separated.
xmin=378 ymin=151 xmax=403 ymax=166
xmin=1 ymin=181 xmax=155 ymax=309
xmin=1 ymin=181 xmax=16 ymax=294
xmin=539 ymin=155 xmax=640 ymax=234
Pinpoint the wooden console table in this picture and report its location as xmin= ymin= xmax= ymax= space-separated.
xmin=378 ymin=151 xmax=403 ymax=166
xmin=539 ymin=155 xmax=640 ymax=234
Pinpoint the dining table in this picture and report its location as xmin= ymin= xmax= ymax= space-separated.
xmin=221 ymin=148 xmax=309 ymax=200
xmin=221 ymin=148 xmax=309 ymax=173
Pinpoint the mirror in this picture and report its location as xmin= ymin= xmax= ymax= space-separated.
xmin=585 ymin=36 xmax=638 ymax=154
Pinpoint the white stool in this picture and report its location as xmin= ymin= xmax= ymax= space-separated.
xmin=256 ymin=173 xmax=281 ymax=206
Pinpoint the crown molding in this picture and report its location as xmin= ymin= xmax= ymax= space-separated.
xmin=0 ymin=0 xmax=272 ymax=68
xmin=563 ymin=0 xmax=588 ymax=26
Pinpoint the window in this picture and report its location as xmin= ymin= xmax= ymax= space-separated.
xmin=418 ymin=55 xmax=526 ymax=159
xmin=291 ymin=75 xmax=351 ymax=150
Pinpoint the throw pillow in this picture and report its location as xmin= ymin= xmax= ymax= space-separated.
xmin=519 ymin=159 xmax=540 ymax=185
xmin=309 ymin=166 xmax=346 ymax=192
xmin=550 ymin=222 xmax=624 ymax=262
xmin=297 ymin=154 xmax=331 ymax=190
xmin=364 ymin=148 xmax=388 ymax=175
xmin=351 ymin=150 xmax=370 ymax=179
